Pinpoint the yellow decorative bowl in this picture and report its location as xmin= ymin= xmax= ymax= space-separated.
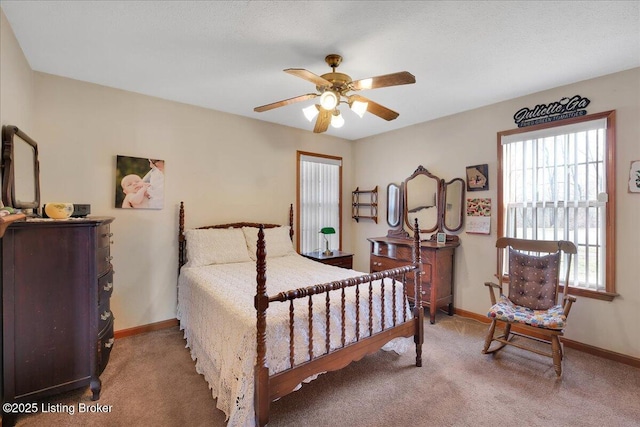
xmin=45 ymin=203 xmax=74 ymax=219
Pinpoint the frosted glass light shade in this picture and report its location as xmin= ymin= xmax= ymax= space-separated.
xmin=320 ymin=91 xmax=339 ymax=110
xmin=303 ymin=105 xmax=319 ymax=121
xmin=350 ymin=100 xmax=368 ymax=118
xmin=331 ymin=111 xmax=345 ymax=128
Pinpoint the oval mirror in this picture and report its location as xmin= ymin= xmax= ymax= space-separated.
xmin=443 ymin=178 xmax=465 ymax=232
xmin=404 ymin=166 xmax=440 ymax=233
xmin=386 ymin=183 xmax=401 ymax=228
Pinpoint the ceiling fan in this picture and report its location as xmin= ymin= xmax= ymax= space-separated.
xmin=254 ymin=54 xmax=416 ymax=133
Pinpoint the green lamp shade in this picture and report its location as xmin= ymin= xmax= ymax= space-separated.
xmin=319 ymin=227 xmax=336 ymax=235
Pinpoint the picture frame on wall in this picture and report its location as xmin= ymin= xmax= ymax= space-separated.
xmin=466 ymin=164 xmax=489 ymax=192
xmin=115 ymin=155 xmax=165 ymax=209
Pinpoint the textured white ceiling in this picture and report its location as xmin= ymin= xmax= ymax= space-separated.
xmin=2 ymin=1 xmax=639 ymax=140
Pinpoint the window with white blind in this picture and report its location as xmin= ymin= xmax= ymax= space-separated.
xmin=498 ymin=111 xmax=617 ymax=300
xmin=297 ymin=152 xmax=342 ymax=254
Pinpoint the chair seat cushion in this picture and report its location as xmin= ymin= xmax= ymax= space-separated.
xmin=487 ymin=295 xmax=566 ymax=330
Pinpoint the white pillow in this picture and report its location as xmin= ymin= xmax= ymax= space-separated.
xmin=242 ymin=226 xmax=295 ymax=260
xmin=184 ymin=228 xmax=252 ymax=267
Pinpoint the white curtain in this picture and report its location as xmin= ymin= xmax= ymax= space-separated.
xmin=299 ymin=155 xmax=341 ymax=254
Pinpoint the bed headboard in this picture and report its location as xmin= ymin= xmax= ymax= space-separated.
xmin=178 ymin=201 xmax=294 ymax=271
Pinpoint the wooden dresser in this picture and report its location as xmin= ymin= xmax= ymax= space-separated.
xmin=1 ymin=217 xmax=114 ymax=426
xmin=368 ymin=236 xmax=459 ymax=324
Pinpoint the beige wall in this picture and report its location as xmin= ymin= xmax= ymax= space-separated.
xmin=353 ymin=68 xmax=640 ymax=358
xmin=2 ymin=9 xmax=638 ymax=358
xmin=1 ymin=9 xmax=355 ymax=332
xmin=0 ymin=10 xmax=33 ymax=133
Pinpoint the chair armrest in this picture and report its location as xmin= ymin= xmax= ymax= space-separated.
xmin=563 ymin=294 xmax=577 ymax=317
xmin=484 ymin=281 xmax=501 ymax=305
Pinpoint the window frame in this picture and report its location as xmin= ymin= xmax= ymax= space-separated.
xmin=296 ymin=151 xmax=343 ymax=254
xmin=497 ymin=110 xmax=617 ymax=301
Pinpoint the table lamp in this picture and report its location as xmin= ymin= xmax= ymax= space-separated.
xmin=319 ymin=227 xmax=336 ymax=255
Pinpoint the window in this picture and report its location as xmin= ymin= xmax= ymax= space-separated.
xmin=297 ymin=151 xmax=342 ymax=254
xmin=498 ymin=111 xmax=616 ymax=301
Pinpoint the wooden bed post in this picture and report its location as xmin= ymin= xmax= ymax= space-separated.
xmin=288 ymin=203 xmax=294 ymax=241
xmin=178 ymin=201 xmax=185 ymax=272
xmin=254 ymin=225 xmax=270 ymax=427
xmin=412 ymin=218 xmax=424 ymax=367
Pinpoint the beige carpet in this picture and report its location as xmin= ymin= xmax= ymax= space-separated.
xmin=9 ymin=315 xmax=640 ymax=427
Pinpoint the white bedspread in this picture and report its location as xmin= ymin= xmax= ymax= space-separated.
xmin=177 ymin=253 xmax=413 ymax=427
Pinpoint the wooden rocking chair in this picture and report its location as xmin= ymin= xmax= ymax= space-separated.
xmin=482 ymin=237 xmax=577 ymax=377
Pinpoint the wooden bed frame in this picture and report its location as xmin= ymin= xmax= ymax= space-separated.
xmin=178 ymin=202 xmax=424 ymax=426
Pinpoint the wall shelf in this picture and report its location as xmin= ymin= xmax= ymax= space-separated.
xmin=352 ymin=186 xmax=378 ymax=223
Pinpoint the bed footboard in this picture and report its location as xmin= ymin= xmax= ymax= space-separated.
xmin=255 ymin=221 xmax=423 ymax=427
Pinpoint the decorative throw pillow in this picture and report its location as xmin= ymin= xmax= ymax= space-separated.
xmin=508 ymin=247 xmax=561 ymax=310
xmin=184 ymin=228 xmax=252 ymax=267
xmin=242 ymin=226 xmax=295 ymax=260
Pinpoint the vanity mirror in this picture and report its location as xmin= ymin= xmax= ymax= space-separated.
xmin=1 ymin=125 xmax=41 ymax=215
xmin=443 ymin=178 xmax=465 ymax=233
xmin=386 ymin=183 xmax=401 ymax=228
xmin=402 ymin=165 xmax=465 ymax=239
xmin=404 ymin=165 xmax=440 ymax=233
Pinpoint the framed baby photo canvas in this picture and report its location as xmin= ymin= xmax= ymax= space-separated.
xmin=115 ymin=155 xmax=165 ymax=209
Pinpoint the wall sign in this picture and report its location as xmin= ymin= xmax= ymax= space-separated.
xmin=513 ymin=95 xmax=590 ymax=128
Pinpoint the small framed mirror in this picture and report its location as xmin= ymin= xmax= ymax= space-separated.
xmin=386 ymin=183 xmax=401 ymax=228
xmin=1 ymin=125 xmax=41 ymax=214
xmin=443 ymin=178 xmax=465 ymax=232
xmin=404 ymin=165 xmax=440 ymax=233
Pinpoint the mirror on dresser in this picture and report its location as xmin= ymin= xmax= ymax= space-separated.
xmin=404 ymin=165 xmax=440 ymax=234
xmin=442 ymin=177 xmax=465 ymax=233
xmin=386 ymin=183 xmax=410 ymax=238
xmin=402 ymin=165 xmax=465 ymax=239
xmin=1 ymin=125 xmax=41 ymax=216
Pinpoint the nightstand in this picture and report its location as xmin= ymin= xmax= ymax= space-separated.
xmin=301 ymin=250 xmax=354 ymax=269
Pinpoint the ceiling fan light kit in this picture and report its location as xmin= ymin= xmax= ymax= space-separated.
xmin=320 ymin=90 xmax=339 ymax=110
xmin=331 ymin=110 xmax=345 ymax=128
xmin=254 ymin=54 xmax=415 ymax=133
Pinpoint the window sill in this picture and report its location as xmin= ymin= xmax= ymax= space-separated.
xmin=564 ymin=286 xmax=618 ymax=302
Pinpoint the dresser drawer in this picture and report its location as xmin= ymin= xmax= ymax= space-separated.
xmin=98 ymin=298 xmax=113 ymax=335
xmin=96 ymin=224 xmax=113 ymax=276
xmin=97 ymin=320 xmax=115 ymax=375
xmin=370 ymin=255 xmax=399 ymax=272
xmin=97 ymin=223 xmax=113 ymax=248
xmin=97 ymin=246 xmax=112 ymax=277
xmin=324 ymin=256 xmax=353 ymax=269
xmin=406 ymin=281 xmax=432 ymax=302
xmin=98 ymin=269 xmax=114 ymax=305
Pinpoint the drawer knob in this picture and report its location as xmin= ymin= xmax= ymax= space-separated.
xmin=104 ymin=338 xmax=115 ymax=349
xmin=100 ymin=311 xmax=112 ymax=321
xmin=103 ymin=282 xmax=113 ymax=291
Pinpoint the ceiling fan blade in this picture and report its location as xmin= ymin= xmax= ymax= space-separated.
xmin=313 ymin=109 xmax=332 ymax=133
xmin=284 ymin=69 xmax=333 ymax=88
xmin=349 ymin=95 xmax=399 ymax=121
xmin=254 ymin=93 xmax=317 ymax=112
xmin=350 ymin=71 xmax=416 ymax=91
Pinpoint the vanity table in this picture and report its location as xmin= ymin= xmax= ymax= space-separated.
xmin=368 ymin=236 xmax=458 ymax=324
xmin=373 ymin=165 xmax=465 ymax=324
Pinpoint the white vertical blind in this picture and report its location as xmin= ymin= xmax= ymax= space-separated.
xmin=299 ymin=155 xmax=341 ymax=254
xmin=501 ymin=118 xmax=607 ymax=290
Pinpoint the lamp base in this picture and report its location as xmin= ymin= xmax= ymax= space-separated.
xmin=323 ymin=249 xmax=333 ymax=256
